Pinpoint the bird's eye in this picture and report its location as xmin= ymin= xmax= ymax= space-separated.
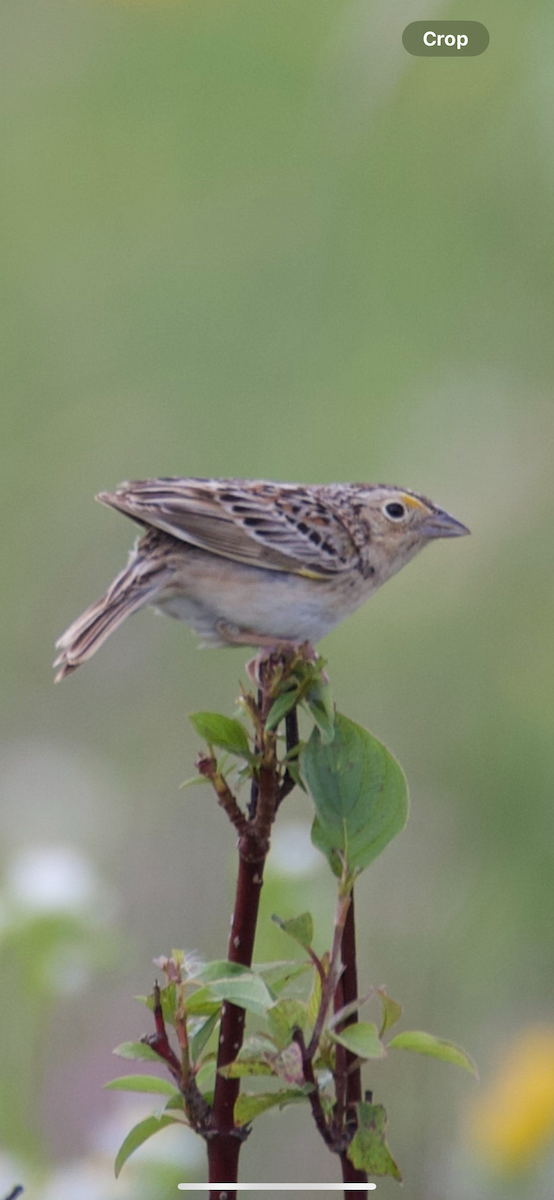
xmin=384 ymin=501 xmax=406 ymax=520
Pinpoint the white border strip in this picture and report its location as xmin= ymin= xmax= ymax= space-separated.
xmin=178 ymin=1185 xmax=376 ymax=1191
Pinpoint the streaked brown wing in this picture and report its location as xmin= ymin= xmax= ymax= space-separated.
xmin=96 ymin=478 xmax=356 ymax=576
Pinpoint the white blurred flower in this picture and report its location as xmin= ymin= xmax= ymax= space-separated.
xmin=268 ymin=820 xmax=322 ymax=877
xmin=38 ymin=1158 xmax=124 ymax=1200
xmin=0 ymin=1153 xmax=26 ymax=1200
xmin=95 ymin=1097 xmax=204 ymax=1168
xmin=0 ymin=739 xmax=126 ymax=848
xmin=5 ymin=845 xmax=100 ymax=914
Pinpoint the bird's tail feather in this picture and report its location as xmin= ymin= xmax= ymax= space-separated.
xmin=53 ymin=552 xmax=167 ymax=681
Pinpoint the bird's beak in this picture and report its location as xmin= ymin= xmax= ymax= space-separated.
xmin=419 ymin=508 xmax=471 ymax=539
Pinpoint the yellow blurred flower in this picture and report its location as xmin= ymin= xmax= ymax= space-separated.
xmin=467 ymin=1025 xmax=554 ymax=1171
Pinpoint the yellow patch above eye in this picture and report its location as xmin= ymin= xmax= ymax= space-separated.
xmin=399 ymin=493 xmax=426 ymax=512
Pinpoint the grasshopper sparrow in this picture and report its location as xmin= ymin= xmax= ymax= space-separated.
xmin=54 ymin=478 xmax=469 ymax=680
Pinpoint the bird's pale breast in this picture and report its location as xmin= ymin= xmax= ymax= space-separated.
xmin=155 ymin=546 xmax=373 ymax=646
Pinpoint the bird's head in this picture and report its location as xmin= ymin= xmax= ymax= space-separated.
xmin=350 ymin=485 xmax=470 ymax=577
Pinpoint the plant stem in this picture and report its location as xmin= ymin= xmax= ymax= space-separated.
xmin=307 ymin=889 xmax=350 ymax=1058
xmin=144 ymin=982 xmax=182 ymax=1084
xmin=336 ymin=891 xmax=368 ymax=1195
xmin=207 ymin=675 xmax=278 ymax=1196
xmin=207 ymin=855 xmax=265 ymax=1198
xmin=277 ymin=707 xmax=299 ymax=807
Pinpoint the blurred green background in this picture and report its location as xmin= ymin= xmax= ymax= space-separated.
xmin=2 ymin=0 xmax=554 ymax=1196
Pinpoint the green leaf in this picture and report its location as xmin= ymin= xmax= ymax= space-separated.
xmin=315 ymin=1032 xmax=336 ymax=1073
xmin=187 ymin=973 xmax=274 ymax=1018
xmin=234 ymin=1086 xmax=312 ymax=1124
xmin=329 ymin=1022 xmax=385 ymax=1060
xmin=388 ymin=1031 xmax=478 ymax=1077
xmin=348 ymin=1102 xmax=402 ymax=1181
xmin=162 ymin=1093 xmax=186 ymax=1116
xmin=180 ymin=992 xmax=221 ymax=1018
xmin=195 ymin=1059 xmax=216 ymax=1098
xmin=114 ymin=1114 xmax=179 ymax=1177
xmin=303 ymin=679 xmax=335 ymax=744
xmin=302 ymin=712 xmax=408 ymax=877
xmin=105 ymin=1075 xmax=179 ymax=1096
xmin=142 ymin=983 xmax=177 ymax=1028
xmin=377 ymin=989 xmax=403 ymax=1036
xmin=272 ymin=1041 xmax=305 ymax=1085
xmin=188 ymin=712 xmax=251 ymax=758
xmin=240 ymin=1033 xmax=279 ymax=1053
xmin=113 ymin=1041 xmax=162 ymax=1063
xmin=265 ymin=687 xmax=299 ymax=732
xmin=222 ymin=1044 xmax=306 ymax=1084
xmin=179 ymin=775 xmax=211 ymax=789
xmin=282 ymin=756 xmax=307 ymax=792
xmin=267 ymin=998 xmax=308 ymax=1048
xmin=271 ymin=912 xmax=314 ymax=949
xmin=306 ymin=966 xmax=323 ymax=1030
xmin=219 ymin=1058 xmax=274 ymax=1078
xmin=195 ymin=959 xmax=255 ymax=983
xmin=189 ymin=1011 xmax=220 ymax=1063
xmin=253 ymin=960 xmax=311 ymax=995
xmin=328 ymin=990 xmax=375 ymax=1031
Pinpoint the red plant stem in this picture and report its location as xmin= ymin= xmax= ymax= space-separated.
xmin=205 ymin=665 xmax=301 ymax=1195
xmin=292 ymin=1027 xmax=334 ymax=1147
xmin=207 ymin=684 xmax=275 ymax=1198
xmin=308 ymin=890 xmax=350 ymax=1059
xmin=335 ymin=891 xmax=368 ymax=1196
xmin=145 ymin=982 xmax=182 ymax=1083
xmin=277 ymin=707 xmax=299 ymax=808
xmin=207 ymin=847 xmax=266 ymax=1199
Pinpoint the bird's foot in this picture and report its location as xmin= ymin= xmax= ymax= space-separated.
xmin=245 ymin=640 xmax=317 ymax=686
